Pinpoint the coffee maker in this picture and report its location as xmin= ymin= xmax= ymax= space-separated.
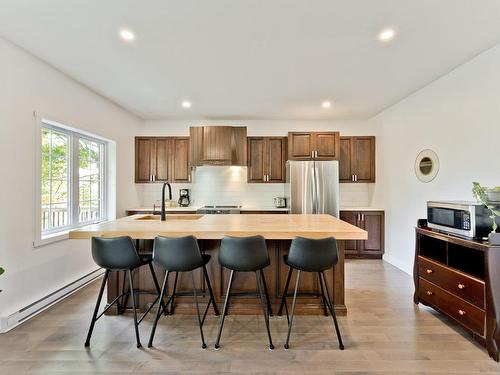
xmin=178 ymin=189 xmax=190 ymax=207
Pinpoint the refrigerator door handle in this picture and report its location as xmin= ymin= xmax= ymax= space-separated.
xmin=311 ymin=166 xmax=317 ymax=214
xmin=313 ymin=165 xmax=321 ymax=214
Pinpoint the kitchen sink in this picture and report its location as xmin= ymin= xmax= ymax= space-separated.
xmin=134 ymin=214 xmax=204 ymax=221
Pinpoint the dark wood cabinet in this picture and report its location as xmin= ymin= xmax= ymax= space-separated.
xmin=135 ymin=136 xmax=190 ymax=183
xmin=135 ymin=137 xmax=156 ymax=183
xmin=414 ymin=227 xmax=500 ymax=361
xmin=190 ymin=126 xmax=247 ymax=166
xmin=339 ymin=136 xmax=375 ymax=183
xmin=340 ymin=210 xmax=384 ymax=258
xmin=170 ymin=137 xmax=190 ymax=182
xmin=247 ymin=137 xmax=286 ymax=183
xmin=288 ymin=132 xmax=340 ymax=160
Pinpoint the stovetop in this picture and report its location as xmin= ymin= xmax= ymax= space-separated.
xmin=197 ymin=205 xmax=241 ymax=214
xmin=201 ymin=205 xmax=241 ymax=209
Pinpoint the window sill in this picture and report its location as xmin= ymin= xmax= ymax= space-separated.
xmin=33 ymin=231 xmax=70 ymax=248
xmin=33 ymin=219 xmax=107 ymax=248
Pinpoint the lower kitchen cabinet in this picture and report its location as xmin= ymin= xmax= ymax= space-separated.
xmin=340 ymin=210 xmax=384 ymax=259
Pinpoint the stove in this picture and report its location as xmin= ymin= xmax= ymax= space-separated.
xmin=197 ymin=205 xmax=241 ymax=214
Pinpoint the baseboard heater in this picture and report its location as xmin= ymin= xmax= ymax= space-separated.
xmin=0 ymin=268 xmax=104 ymax=333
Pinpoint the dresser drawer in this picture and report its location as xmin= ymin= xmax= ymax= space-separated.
xmin=418 ymin=256 xmax=485 ymax=308
xmin=419 ymin=278 xmax=484 ymax=335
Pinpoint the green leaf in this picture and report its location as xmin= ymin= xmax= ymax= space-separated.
xmin=0 ymin=267 xmax=4 ymax=276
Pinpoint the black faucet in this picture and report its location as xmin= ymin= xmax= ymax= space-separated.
xmin=161 ymin=182 xmax=172 ymax=221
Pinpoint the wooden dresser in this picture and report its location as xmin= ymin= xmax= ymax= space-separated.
xmin=414 ymin=226 xmax=500 ymax=361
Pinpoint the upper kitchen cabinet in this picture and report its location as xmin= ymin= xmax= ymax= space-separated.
xmin=247 ymin=137 xmax=287 ymax=183
xmin=134 ymin=136 xmax=190 ymax=183
xmin=135 ymin=137 xmax=156 ymax=183
xmin=339 ymin=136 xmax=375 ymax=183
xmin=287 ymin=132 xmax=340 ymax=160
xmin=190 ymin=126 xmax=247 ymax=166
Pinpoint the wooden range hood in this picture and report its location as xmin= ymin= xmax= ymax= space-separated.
xmin=189 ymin=126 xmax=247 ymax=166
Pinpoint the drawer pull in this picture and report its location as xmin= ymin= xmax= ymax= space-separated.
xmin=458 ymin=309 xmax=466 ymax=316
xmin=458 ymin=283 xmax=466 ymax=289
xmin=426 ymin=290 xmax=433 ymax=296
xmin=426 ymin=269 xmax=433 ymax=274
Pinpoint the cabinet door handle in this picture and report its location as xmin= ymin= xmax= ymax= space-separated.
xmin=458 ymin=309 xmax=466 ymax=316
xmin=426 ymin=269 xmax=433 ymax=274
xmin=355 ymin=174 xmax=358 ymax=182
xmin=458 ymin=283 xmax=466 ymax=289
xmin=153 ymin=174 xmax=156 ymax=182
xmin=352 ymin=174 xmax=354 ymax=182
xmin=361 ymin=214 xmax=364 ymax=221
xmin=267 ymin=175 xmax=270 ymax=182
xmin=426 ymin=290 xmax=433 ymax=296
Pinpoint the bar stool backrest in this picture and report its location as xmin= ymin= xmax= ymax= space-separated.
xmin=91 ymin=236 xmax=141 ymax=270
xmin=153 ymin=235 xmax=204 ymax=271
xmin=287 ymin=236 xmax=339 ymax=272
xmin=219 ymin=235 xmax=270 ymax=272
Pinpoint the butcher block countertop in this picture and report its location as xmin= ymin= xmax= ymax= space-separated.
xmin=69 ymin=214 xmax=367 ymax=241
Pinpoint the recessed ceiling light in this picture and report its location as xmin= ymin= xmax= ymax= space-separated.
xmin=119 ymin=29 xmax=135 ymax=41
xmin=181 ymin=101 xmax=192 ymax=109
xmin=321 ymin=101 xmax=332 ymax=109
xmin=378 ymin=28 xmax=395 ymax=42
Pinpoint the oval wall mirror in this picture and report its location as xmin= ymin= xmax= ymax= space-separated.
xmin=415 ymin=149 xmax=439 ymax=183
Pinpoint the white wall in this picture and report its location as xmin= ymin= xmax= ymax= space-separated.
xmin=138 ymin=119 xmax=375 ymax=208
xmin=0 ymin=37 xmax=141 ymax=321
xmin=371 ymin=43 xmax=500 ymax=274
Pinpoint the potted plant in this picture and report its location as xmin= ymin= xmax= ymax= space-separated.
xmin=0 ymin=267 xmax=4 ymax=293
xmin=472 ymin=182 xmax=500 ymax=245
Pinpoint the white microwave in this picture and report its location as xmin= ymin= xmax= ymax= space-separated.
xmin=427 ymin=201 xmax=499 ymax=239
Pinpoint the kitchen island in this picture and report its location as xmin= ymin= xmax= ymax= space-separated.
xmin=69 ymin=214 xmax=367 ymax=315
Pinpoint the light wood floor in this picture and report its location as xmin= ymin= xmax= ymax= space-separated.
xmin=2 ymin=260 xmax=500 ymax=374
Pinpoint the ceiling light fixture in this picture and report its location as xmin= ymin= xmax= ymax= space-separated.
xmin=378 ymin=28 xmax=395 ymax=42
xmin=119 ymin=29 xmax=135 ymax=41
xmin=321 ymin=101 xmax=332 ymax=109
xmin=181 ymin=101 xmax=192 ymax=109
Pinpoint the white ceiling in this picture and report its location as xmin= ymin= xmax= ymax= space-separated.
xmin=1 ymin=0 xmax=500 ymax=120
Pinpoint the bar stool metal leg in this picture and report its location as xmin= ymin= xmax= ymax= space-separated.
xmin=203 ymin=265 xmax=220 ymax=316
xmin=85 ymin=270 xmax=109 ymax=347
xmin=214 ymin=270 xmax=235 ymax=349
xmin=318 ymin=272 xmax=328 ymax=317
xmin=256 ymin=271 xmax=274 ymax=350
xmin=148 ymin=270 xmax=169 ymax=348
xmin=284 ymin=269 xmax=301 ymax=350
xmin=320 ymin=271 xmax=344 ymax=350
xmin=260 ymin=269 xmax=273 ymax=317
xmin=148 ymin=263 xmax=168 ymax=315
xmin=278 ymin=266 xmax=293 ymax=316
xmin=127 ymin=270 xmax=142 ymax=348
xmin=191 ymin=271 xmax=207 ymax=349
xmin=166 ymin=271 xmax=179 ymax=315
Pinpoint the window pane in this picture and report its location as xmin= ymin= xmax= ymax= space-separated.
xmin=79 ymin=140 xmax=103 ymax=223
xmin=41 ymin=127 xmax=70 ymax=233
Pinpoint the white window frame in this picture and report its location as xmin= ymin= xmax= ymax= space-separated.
xmin=34 ymin=116 xmax=108 ymax=247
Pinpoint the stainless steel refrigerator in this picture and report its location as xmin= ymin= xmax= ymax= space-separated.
xmin=285 ymin=160 xmax=340 ymax=217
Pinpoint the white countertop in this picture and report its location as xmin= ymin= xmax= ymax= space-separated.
xmin=339 ymin=207 xmax=384 ymax=211
xmin=126 ymin=206 xmax=289 ymax=212
xmin=126 ymin=206 xmax=202 ymax=212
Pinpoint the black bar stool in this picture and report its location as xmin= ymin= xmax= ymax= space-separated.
xmin=85 ymin=236 xmax=165 ymax=348
xmin=279 ymin=236 xmax=344 ymax=350
xmin=148 ymin=235 xmax=219 ymax=349
xmin=214 ymin=235 xmax=274 ymax=350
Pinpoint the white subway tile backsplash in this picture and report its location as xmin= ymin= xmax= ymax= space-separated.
xmin=139 ymin=167 xmax=371 ymax=209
